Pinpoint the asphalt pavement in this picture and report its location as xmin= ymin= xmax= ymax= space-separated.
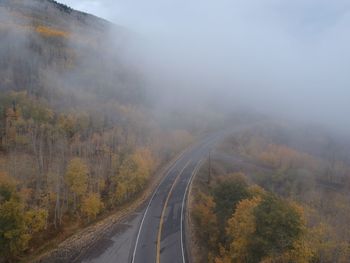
xmin=78 ymin=130 xmax=238 ymax=263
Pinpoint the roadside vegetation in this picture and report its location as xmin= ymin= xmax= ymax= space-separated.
xmin=0 ymin=91 xmax=194 ymax=261
xmin=191 ymin=124 xmax=350 ymax=263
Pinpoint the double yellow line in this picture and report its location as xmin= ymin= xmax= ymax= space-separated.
xmin=156 ymin=160 xmax=192 ymax=263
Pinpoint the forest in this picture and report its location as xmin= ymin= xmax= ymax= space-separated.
xmin=0 ymin=91 xmax=194 ymax=261
xmin=191 ymin=123 xmax=350 ymax=263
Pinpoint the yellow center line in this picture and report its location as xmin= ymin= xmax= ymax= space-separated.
xmin=156 ymin=159 xmax=192 ymax=263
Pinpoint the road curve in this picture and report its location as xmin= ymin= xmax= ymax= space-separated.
xmin=131 ymin=132 xmax=226 ymax=263
xmin=79 ymin=129 xmax=244 ymax=263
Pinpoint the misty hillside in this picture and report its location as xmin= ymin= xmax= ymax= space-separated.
xmin=0 ymin=0 xmax=145 ymax=107
xmin=0 ymin=1 xmax=195 ymax=261
xmin=1 ymin=0 xmax=108 ymax=30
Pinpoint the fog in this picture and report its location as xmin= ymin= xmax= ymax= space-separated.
xmin=60 ymin=0 xmax=350 ymax=132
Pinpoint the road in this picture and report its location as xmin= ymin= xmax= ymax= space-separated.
xmin=79 ymin=131 xmax=236 ymax=263
xmin=131 ymin=134 xmax=220 ymax=263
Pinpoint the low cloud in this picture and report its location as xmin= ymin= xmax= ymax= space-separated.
xmin=59 ymin=0 xmax=350 ymax=131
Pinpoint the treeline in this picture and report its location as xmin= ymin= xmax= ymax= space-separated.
xmin=0 ymin=91 xmax=193 ymax=261
xmin=224 ymin=126 xmax=350 ymax=186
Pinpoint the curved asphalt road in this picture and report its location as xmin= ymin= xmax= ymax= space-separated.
xmin=131 ymin=132 xmax=226 ymax=263
xmin=79 ymin=129 xmax=246 ymax=263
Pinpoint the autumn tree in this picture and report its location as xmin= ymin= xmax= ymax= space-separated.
xmin=192 ymin=192 xmax=219 ymax=260
xmin=65 ymin=158 xmax=88 ymax=212
xmin=251 ymin=194 xmax=306 ymax=262
xmin=113 ymin=148 xmax=154 ymax=203
xmin=113 ymin=181 xmax=127 ymax=204
xmin=212 ymin=173 xmax=250 ymax=233
xmin=0 ymin=172 xmax=47 ymax=260
xmin=225 ymin=197 xmax=262 ymax=263
xmin=0 ymin=198 xmax=30 ymax=259
xmin=81 ymin=193 xmax=104 ymax=222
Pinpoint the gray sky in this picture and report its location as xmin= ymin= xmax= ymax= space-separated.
xmin=59 ymin=0 xmax=350 ymax=131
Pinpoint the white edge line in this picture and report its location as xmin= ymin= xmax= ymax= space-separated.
xmin=157 ymin=159 xmax=192 ymax=263
xmin=131 ymin=155 xmax=183 ymax=263
xmin=180 ymin=159 xmax=204 ymax=263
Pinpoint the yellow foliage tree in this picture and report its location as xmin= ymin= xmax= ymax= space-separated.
xmin=24 ymin=209 xmax=48 ymax=235
xmin=81 ymin=193 xmax=104 ymax=222
xmin=114 ymin=181 xmax=127 ymax=204
xmin=65 ymin=158 xmax=88 ymax=211
xmin=226 ymin=197 xmax=261 ymax=263
xmin=118 ymin=148 xmax=155 ymax=197
xmin=192 ymin=192 xmax=219 ymax=261
xmin=0 ymin=172 xmax=47 ymax=259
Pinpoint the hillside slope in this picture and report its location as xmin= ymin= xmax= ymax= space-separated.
xmin=0 ymin=0 xmax=144 ymax=105
xmin=0 ymin=1 xmax=193 ymax=261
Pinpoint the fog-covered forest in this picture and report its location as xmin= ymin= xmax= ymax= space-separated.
xmin=191 ymin=123 xmax=350 ymax=263
xmin=1 ymin=0 xmax=350 ymax=262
